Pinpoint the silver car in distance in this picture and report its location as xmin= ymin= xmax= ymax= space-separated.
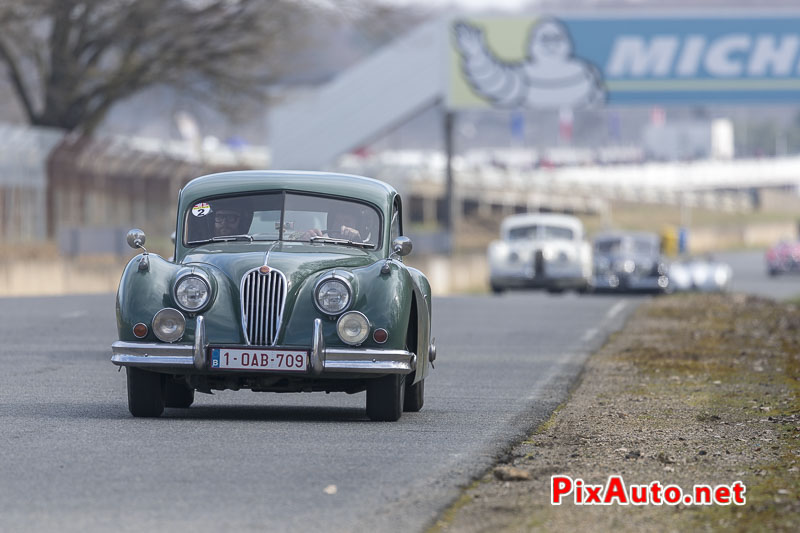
xmin=488 ymin=213 xmax=592 ymax=294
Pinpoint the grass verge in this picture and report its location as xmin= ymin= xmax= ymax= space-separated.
xmin=432 ymin=293 xmax=800 ymax=532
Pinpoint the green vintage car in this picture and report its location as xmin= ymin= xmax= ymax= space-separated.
xmin=111 ymin=171 xmax=435 ymax=421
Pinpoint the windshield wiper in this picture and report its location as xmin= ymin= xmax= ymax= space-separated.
xmin=309 ymin=236 xmax=375 ymax=249
xmin=187 ymin=234 xmax=255 ymax=245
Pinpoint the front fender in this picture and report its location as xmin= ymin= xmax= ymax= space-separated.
xmin=279 ymin=261 xmax=414 ymax=353
xmin=406 ymin=266 xmax=432 ymax=382
xmin=116 ymin=254 xmax=181 ymax=341
xmin=116 ymin=255 xmax=243 ymax=344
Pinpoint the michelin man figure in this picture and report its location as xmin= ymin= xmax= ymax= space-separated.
xmin=454 ymin=18 xmax=605 ymax=109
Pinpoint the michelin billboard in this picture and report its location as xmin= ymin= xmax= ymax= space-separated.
xmin=449 ymin=14 xmax=800 ymax=109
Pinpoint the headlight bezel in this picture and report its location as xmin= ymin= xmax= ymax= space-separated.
xmin=313 ymin=275 xmax=353 ymax=316
xmin=173 ymin=272 xmax=212 ymax=313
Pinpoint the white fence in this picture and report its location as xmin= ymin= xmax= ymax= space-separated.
xmin=0 ymin=125 xmax=64 ymax=241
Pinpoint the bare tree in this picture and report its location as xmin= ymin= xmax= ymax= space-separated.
xmin=0 ymin=0 xmax=315 ymax=134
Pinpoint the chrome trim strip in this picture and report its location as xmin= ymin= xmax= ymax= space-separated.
xmin=112 ymin=341 xmax=193 ymax=358
xmin=309 ymin=318 xmax=325 ymax=375
xmin=263 ymin=240 xmax=278 ymax=267
xmin=111 ymin=353 xmax=195 ymax=368
xmin=112 ymin=336 xmax=415 ymax=375
xmin=194 ymin=315 xmax=207 ymax=369
xmin=323 ymin=350 xmax=416 ymax=374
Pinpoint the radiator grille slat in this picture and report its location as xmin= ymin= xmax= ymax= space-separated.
xmin=241 ymin=269 xmax=286 ymax=346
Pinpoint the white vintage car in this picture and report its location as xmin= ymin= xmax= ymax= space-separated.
xmin=488 ymin=213 xmax=592 ymax=293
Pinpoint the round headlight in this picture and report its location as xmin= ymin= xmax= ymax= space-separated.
xmin=175 ymin=274 xmax=210 ymax=312
xmin=152 ymin=308 xmax=186 ymax=343
xmin=336 ymin=311 xmax=370 ymax=346
xmin=314 ymin=278 xmax=351 ymax=315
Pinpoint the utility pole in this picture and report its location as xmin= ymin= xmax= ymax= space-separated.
xmin=444 ymin=110 xmax=455 ymax=238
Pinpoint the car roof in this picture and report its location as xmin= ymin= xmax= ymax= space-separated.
xmin=180 ymin=170 xmax=397 ymax=213
xmin=593 ymin=230 xmax=659 ymax=243
xmin=501 ymin=213 xmax=583 ymax=233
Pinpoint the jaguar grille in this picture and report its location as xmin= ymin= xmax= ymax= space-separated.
xmin=241 ymin=268 xmax=287 ymax=345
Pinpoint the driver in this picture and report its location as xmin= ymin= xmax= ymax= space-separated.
xmin=213 ymin=208 xmax=243 ymax=237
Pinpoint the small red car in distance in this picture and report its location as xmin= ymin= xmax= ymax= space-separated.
xmin=766 ymin=240 xmax=800 ymax=276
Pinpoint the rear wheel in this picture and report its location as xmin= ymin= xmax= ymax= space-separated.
xmin=490 ymin=282 xmax=505 ymax=294
xmin=126 ymin=367 xmax=165 ymax=418
xmin=403 ymin=377 xmax=424 ymax=412
xmin=366 ymin=374 xmax=405 ymax=421
xmin=164 ymin=379 xmax=194 ymax=408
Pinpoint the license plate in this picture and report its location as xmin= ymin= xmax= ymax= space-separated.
xmin=210 ymin=348 xmax=308 ymax=372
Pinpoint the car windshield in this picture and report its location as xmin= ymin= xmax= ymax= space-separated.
xmin=595 ymin=238 xmax=622 ymax=254
xmin=507 ymin=224 xmax=574 ymax=241
xmin=596 ymin=237 xmax=657 ymax=255
xmin=632 ymin=238 xmax=657 ymax=255
xmin=184 ymin=192 xmax=381 ymax=248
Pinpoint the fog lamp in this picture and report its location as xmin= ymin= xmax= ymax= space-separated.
xmin=336 ymin=311 xmax=370 ymax=346
xmin=152 ymin=308 xmax=185 ymax=343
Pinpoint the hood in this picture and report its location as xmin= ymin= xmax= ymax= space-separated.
xmin=502 ymin=238 xmax=577 ymax=250
xmin=181 ymin=241 xmax=375 ymax=288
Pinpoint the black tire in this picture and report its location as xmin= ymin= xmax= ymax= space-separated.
xmin=164 ymin=379 xmax=195 ymax=408
xmin=490 ymin=283 xmax=505 ymax=295
xmin=366 ymin=374 xmax=405 ymax=421
xmin=126 ymin=367 xmax=165 ymax=418
xmin=768 ymin=269 xmax=779 ymax=277
xmin=403 ymin=377 xmax=424 ymax=412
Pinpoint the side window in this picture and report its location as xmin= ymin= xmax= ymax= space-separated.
xmin=390 ymin=206 xmax=401 ymax=243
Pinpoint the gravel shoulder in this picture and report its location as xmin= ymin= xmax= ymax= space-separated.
xmin=432 ymin=293 xmax=800 ymax=532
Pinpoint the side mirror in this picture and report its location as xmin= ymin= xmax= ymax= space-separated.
xmin=392 ymin=236 xmax=412 ymax=257
xmin=127 ymin=229 xmax=146 ymax=249
xmin=170 ymin=231 xmax=176 ymax=245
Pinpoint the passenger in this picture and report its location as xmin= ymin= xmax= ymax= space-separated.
xmin=296 ymin=209 xmax=365 ymax=242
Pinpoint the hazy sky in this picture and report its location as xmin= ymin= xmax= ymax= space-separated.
xmin=390 ymin=0 xmax=530 ymax=9
xmin=387 ymin=0 xmax=530 ymax=9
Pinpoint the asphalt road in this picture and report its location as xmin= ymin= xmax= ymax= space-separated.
xmin=0 ymin=291 xmax=635 ymax=533
xmin=716 ymin=249 xmax=800 ymax=301
xmin=1 ymin=250 xmax=795 ymax=532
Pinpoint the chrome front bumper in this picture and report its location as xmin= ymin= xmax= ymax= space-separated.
xmin=111 ymin=317 xmax=416 ymax=375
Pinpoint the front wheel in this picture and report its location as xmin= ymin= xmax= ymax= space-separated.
xmin=126 ymin=367 xmax=165 ymax=418
xmin=403 ymin=378 xmax=424 ymax=412
xmin=366 ymin=375 xmax=405 ymax=421
xmin=164 ymin=379 xmax=194 ymax=408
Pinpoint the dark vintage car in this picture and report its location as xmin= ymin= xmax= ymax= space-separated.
xmin=592 ymin=231 xmax=670 ymax=293
xmin=766 ymin=239 xmax=800 ymax=276
xmin=111 ymin=171 xmax=434 ymax=421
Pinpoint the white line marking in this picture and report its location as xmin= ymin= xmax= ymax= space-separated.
xmin=60 ymin=310 xmax=88 ymax=319
xmin=605 ymin=301 xmax=627 ymax=321
xmin=581 ymin=328 xmax=598 ymax=342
